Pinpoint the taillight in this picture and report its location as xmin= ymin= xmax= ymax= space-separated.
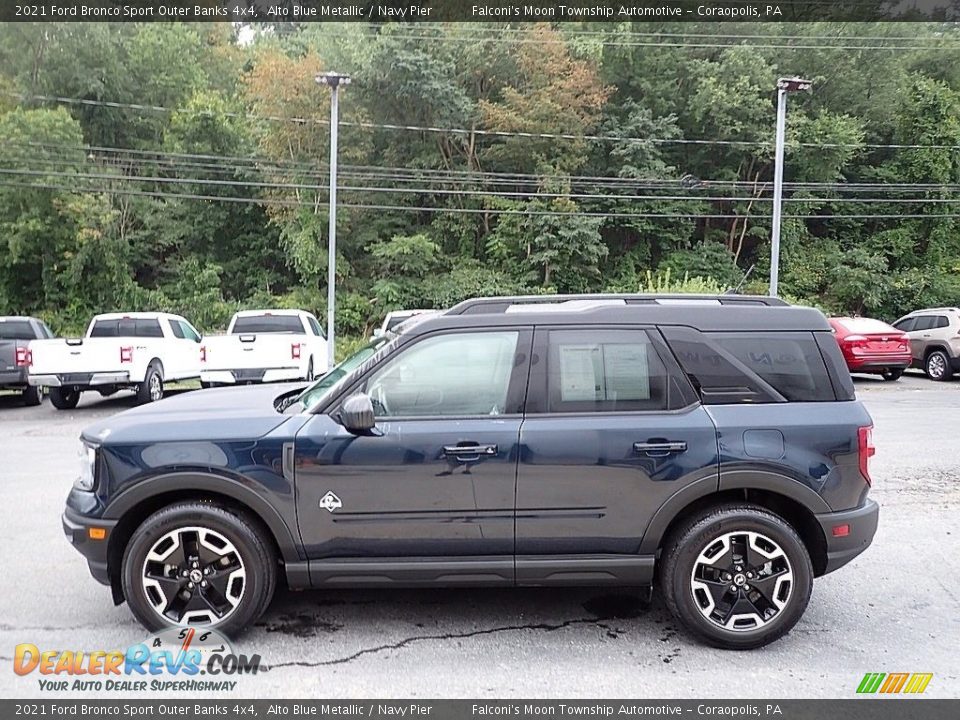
xmin=843 ymin=334 xmax=868 ymax=353
xmin=15 ymin=346 xmax=32 ymax=367
xmin=291 ymin=343 xmax=301 ymax=360
xmin=858 ymin=425 xmax=876 ymax=486
xmin=200 ymin=346 xmax=207 ymax=362
xmin=120 ymin=347 xmax=133 ymax=363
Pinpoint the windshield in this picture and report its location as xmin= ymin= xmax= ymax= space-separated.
xmin=295 ymin=335 xmax=395 ymax=410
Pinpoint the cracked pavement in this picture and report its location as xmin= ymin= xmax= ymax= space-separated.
xmin=1 ymin=374 xmax=958 ymax=698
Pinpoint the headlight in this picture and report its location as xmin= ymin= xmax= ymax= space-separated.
xmin=75 ymin=443 xmax=97 ymax=491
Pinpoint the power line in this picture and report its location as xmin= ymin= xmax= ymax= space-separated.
xmin=4 ymin=167 xmax=960 ymax=205
xmin=318 ymin=29 xmax=960 ymax=52
xmin=10 ymin=93 xmax=960 ymax=151
xmin=1 ymin=177 xmax=957 ymax=220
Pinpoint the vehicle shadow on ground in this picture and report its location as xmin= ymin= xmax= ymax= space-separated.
xmin=256 ymin=586 xmax=680 ymax=650
xmin=0 ymin=388 xmax=199 ymax=412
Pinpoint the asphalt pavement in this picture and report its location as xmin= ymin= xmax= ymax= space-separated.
xmin=1 ymin=373 xmax=957 ymax=699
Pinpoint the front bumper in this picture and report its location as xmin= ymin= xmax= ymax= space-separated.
xmin=31 ymin=372 xmax=130 ymax=387
xmin=62 ymin=508 xmax=118 ymax=586
xmin=816 ymin=498 xmax=879 ymax=574
xmin=201 ymin=367 xmax=303 ymax=384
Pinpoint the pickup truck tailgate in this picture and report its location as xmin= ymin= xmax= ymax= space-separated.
xmin=202 ymin=334 xmax=303 ymax=371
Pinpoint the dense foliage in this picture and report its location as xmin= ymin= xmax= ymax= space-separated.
xmin=1 ymin=21 xmax=958 ymax=336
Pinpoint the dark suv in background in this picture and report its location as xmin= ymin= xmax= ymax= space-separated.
xmin=63 ymin=294 xmax=878 ymax=649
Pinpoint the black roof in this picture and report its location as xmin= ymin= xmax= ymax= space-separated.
xmin=409 ymin=294 xmax=829 ymax=334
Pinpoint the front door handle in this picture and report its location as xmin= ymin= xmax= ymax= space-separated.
xmin=443 ymin=443 xmax=498 ymax=461
xmin=633 ymin=441 xmax=687 ymax=457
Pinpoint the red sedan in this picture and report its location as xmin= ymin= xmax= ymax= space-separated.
xmin=829 ymin=316 xmax=912 ymax=381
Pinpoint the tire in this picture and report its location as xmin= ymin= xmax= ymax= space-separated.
xmin=924 ymin=350 xmax=953 ymax=381
xmin=137 ymin=363 xmax=164 ymax=404
xmin=306 ymin=357 xmax=315 ymax=382
xmin=21 ymin=385 xmax=42 ymax=407
xmin=121 ymin=502 xmax=276 ymax=636
xmin=881 ymin=369 xmax=903 ymax=382
xmin=659 ymin=504 xmax=813 ymax=650
xmin=48 ymin=387 xmax=80 ymax=410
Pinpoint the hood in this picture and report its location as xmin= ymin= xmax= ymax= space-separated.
xmin=82 ymin=383 xmax=302 ymax=445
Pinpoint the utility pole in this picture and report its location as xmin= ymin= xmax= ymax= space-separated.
xmin=315 ymin=71 xmax=351 ymax=368
xmin=769 ymin=76 xmax=812 ymax=297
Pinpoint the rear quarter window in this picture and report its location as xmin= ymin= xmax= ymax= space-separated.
xmin=711 ymin=332 xmax=835 ymax=402
xmin=661 ymin=327 xmax=838 ymax=404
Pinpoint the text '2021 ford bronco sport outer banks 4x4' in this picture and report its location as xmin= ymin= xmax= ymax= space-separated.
xmin=63 ymin=295 xmax=878 ymax=649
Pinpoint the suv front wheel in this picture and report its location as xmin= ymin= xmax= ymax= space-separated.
xmin=121 ymin=502 xmax=276 ymax=635
xmin=660 ymin=504 xmax=813 ymax=649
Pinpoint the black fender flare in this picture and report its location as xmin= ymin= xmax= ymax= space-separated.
xmin=638 ymin=470 xmax=830 ymax=555
xmin=102 ymin=471 xmax=303 ymax=563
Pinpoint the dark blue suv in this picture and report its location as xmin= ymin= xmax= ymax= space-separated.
xmin=63 ymin=294 xmax=878 ymax=649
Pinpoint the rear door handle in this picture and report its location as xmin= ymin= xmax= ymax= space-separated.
xmin=633 ymin=441 xmax=687 ymax=457
xmin=443 ymin=444 xmax=498 ymax=461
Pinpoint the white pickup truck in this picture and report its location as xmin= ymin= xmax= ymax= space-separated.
xmin=27 ymin=312 xmax=203 ymax=409
xmin=199 ymin=309 xmax=328 ymax=387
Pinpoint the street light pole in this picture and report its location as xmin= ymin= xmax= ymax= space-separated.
xmin=316 ymin=71 xmax=351 ymax=369
xmin=769 ymin=77 xmax=812 ymax=297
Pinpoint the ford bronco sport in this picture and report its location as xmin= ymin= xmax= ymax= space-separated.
xmin=62 ymin=294 xmax=878 ymax=649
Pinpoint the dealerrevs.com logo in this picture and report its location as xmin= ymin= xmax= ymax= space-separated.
xmin=13 ymin=627 xmax=266 ymax=692
xmin=856 ymin=672 xmax=933 ymax=694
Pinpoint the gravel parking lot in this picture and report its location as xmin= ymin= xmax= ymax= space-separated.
xmin=1 ymin=374 xmax=958 ymax=699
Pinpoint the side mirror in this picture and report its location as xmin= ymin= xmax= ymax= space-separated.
xmin=340 ymin=393 xmax=376 ymax=434
xmin=372 ymin=328 xmax=385 ymax=338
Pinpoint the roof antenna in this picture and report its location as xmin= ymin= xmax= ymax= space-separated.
xmin=726 ymin=264 xmax=755 ymax=295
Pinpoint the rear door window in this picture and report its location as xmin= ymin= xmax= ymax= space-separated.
xmin=543 ymin=329 xmax=670 ymax=413
xmin=307 ymin=316 xmax=324 ymax=338
xmin=178 ymin=321 xmax=201 ymax=342
xmin=913 ymin=316 xmax=937 ymax=331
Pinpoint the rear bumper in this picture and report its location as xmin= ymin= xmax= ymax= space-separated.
xmin=816 ymin=499 xmax=879 ymax=574
xmin=201 ymin=367 xmax=303 ymax=384
xmin=30 ymin=372 xmax=130 ymax=387
xmin=62 ymin=508 xmax=117 ymax=586
xmin=846 ymin=355 xmax=911 ymax=372
xmin=0 ymin=369 xmax=28 ymax=387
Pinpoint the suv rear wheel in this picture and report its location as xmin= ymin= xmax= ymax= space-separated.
xmin=924 ymin=349 xmax=953 ymax=381
xmin=660 ymin=504 xmax=813 ymax=649
xmin=121 ymin=502 xmax=276 ymax=635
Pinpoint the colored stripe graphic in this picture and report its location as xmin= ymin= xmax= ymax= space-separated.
xmin=903 ymin=673 xmax=933 ymax=694
xmin=857 ymin=673 xmax=886 ymax=693
xmin=857 ymin=672 xmax=932 ymax=694
xmin=880 ymin=673 xmax=909 ymax=693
